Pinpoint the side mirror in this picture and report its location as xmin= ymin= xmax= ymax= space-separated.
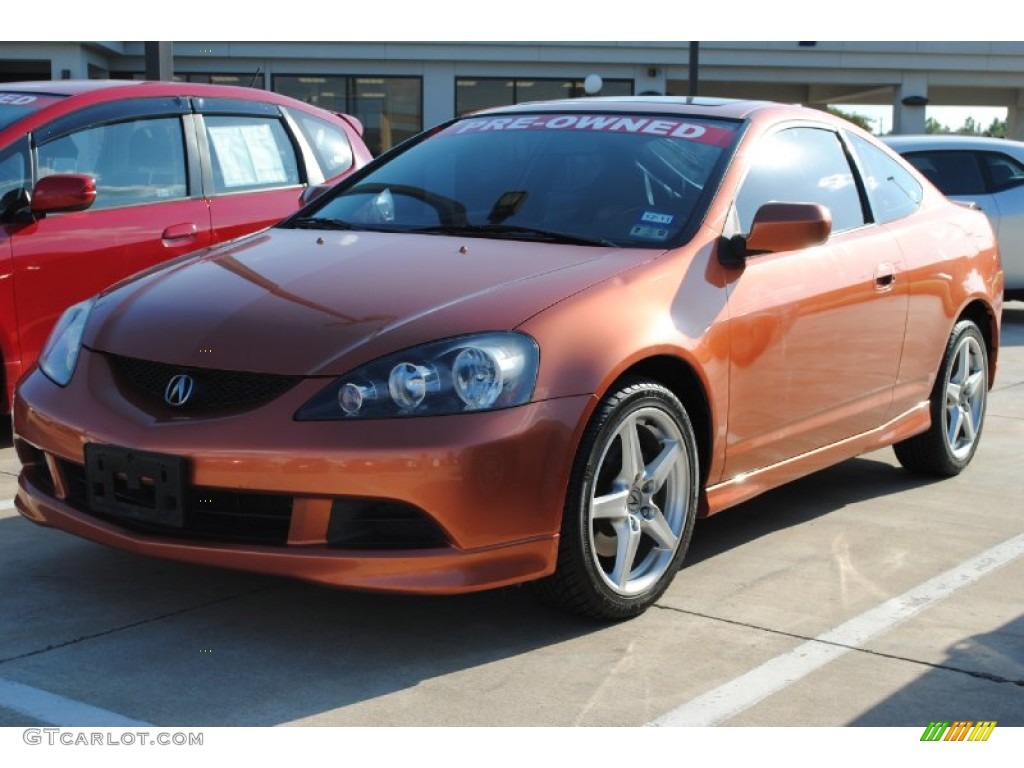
xmin=722 ymin=202 xmax=832 ymax=265
xmin=31 ymin=174 xmax=97 ymax=216
xmin=299 ymin=183 xmax=332 ymax=206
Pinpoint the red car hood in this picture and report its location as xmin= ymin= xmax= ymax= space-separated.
xmin=85 ymin=228 xmax=655 ymax=376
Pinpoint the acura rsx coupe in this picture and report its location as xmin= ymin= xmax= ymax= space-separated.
xmin=13 ymin=97 xmax=1003 ymax=620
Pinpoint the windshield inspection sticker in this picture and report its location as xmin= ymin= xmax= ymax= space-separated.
xmin=630 ymin=213 xmax=671 ymax=241
xmin=641 ymin=211 xmax=674 ymax=225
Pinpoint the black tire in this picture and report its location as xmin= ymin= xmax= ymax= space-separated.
xmin=535 ymin=379 xmax=699 ymax=620
xmin=894 ymin=320 xmax=988 ymax=476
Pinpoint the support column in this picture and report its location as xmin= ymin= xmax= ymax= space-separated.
xmin=1007 ymin=89 xmax=1024 ymax=140
xmin=893 ymin=73 xmax=928 ymax=135
xmin=49 ymin=47 xmax=87 ymax=80
xmin=144 ymin=42 xmax=174 ymax=81
xmin=422 ymin=61 xmax=456 ymax=129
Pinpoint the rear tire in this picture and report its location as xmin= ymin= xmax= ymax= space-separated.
xmin=894 ymin=320 xmax=988 ymax=476
xmin=535 ymin=379 xmax=698 ymax=620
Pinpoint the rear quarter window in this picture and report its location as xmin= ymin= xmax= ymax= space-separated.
xmin=292 ymin=111 xmax=354 ymax=179
xmin=848 ymin=134 xmax=922 ymax=224
xmin=980 ymin=151 xmax=1024 ymax=192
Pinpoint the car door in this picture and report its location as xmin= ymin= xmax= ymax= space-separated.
xmin=0 ymin=137 xmax=30 ymax=409
xmin=194 ymin=98 xmax=310 ymax=244
xmin=978 ymin=150 xmax=1024 ymax=288
xmin=722 ymin=125 xmax=909 ymax=478
xmin=8 ymin=98 xmax=213 ymax=386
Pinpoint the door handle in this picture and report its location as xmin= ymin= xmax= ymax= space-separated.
xmin=874 ymin=262 xmax=896 ymax=291
xmin=161 ymin=223 xmax=198 ymax=243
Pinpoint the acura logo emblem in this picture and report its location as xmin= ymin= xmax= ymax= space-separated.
xmin=164 ymin=374 xmax=195 ymax=407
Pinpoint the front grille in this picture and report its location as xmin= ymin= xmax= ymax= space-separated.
xmin=58 ymin=460 xmax=293 ymax=545
xmin=106 ymin=354 xmax=300 ymax=415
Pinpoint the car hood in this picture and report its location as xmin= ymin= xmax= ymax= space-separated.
xmin=85 ymin=228 xmax=656 ymax=376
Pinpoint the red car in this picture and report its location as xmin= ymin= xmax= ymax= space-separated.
xmin=0 ymin=80 xmax=372 ymax=413
xmin=13 ymin=97 xmax=1003 ymax=620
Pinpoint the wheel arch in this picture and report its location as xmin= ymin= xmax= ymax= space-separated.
xmin=603 ymin=354 xmax=714 ymax=487
xmin=957 ymin=298 xmax=999 ymax=387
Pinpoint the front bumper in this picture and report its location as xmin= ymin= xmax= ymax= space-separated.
xmin=13 ymin=352 xmax=594 ymax=594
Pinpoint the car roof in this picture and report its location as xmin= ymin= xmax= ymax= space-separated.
xmin=882 ymin=134 xmax=1024 ymax=152
xmin=472 ymin=95 xmax=796 ymax=122
xmin=0 ymin=79 xmax=292 ymax=103
xmin=0 ymin=80 xmax=149 ymax=97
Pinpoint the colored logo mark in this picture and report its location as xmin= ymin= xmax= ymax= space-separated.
xmin=920 ymin=721 xmax=997 ymax=741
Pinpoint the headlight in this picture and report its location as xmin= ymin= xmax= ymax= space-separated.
xmin=295 ymin=332 xmax=539 ymax=420
xmin=38 ymin=298 xmax=95 ymax=386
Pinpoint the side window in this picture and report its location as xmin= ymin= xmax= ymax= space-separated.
xmin=735 ymin=127 xmax=865 ymax=235
xmin=292 ymin=111 xmax=354 ymax=179
xmin=0 ymin=138 xmax=29 ymax=213
xmin=848 ymin=134 xmax=922 ymax=225
xmin=980 ymin=151 xmax=1024 ymax=192
xmin=204 ymin=115 xmax=301 ymax=194
xmin=37 ymin=117 xmax=188 ymax=210
xmin=903 ymin=151 xmax=986 ymax=196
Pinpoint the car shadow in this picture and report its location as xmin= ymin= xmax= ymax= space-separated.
xmin=1001 ymin=302 xmax=1024 ymax=347
xmin=0 ymin=450 xmax=950 ymax=726
xmin=687 ymin=455 xmax=942 ymax=565
xmin=847 ymin=614 xmax=1024 ymax=726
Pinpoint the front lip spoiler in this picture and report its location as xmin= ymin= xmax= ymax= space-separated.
xmin=15 ymin=474 xmax=559 ymax=595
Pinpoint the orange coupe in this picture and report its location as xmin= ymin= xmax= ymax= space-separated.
xmin=13 ymin=97 xmax=1003 ymax=619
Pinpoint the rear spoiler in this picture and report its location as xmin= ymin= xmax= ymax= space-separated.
xmin=335 ymin=112 xmax=364 ymax=138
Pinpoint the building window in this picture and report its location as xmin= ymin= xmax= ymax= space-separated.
xmin=455 ymin=78 xmax=634 ymax=115
xmin=273 ymin=75 xmax=422 ymax=155
xmin=180 ymin=73 xmax=266 ymax=88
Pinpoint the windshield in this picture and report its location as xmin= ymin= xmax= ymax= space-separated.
xmin=0 ymin=93 xmax=63 ymax=132
xmin=290 ymin=112 xmax=739 ymax=248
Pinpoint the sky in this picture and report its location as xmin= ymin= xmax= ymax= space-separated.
xmin=837 ymin=104 xmax=1008 ymax=135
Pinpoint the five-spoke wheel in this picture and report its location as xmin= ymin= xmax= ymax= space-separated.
xmin=537 ymin=379 xmax=698 ymax=620
xmin=895 ymin=320 xmax=988 ymax=476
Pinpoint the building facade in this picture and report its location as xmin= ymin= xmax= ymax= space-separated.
xmin=4 ymin=41 xmax=1024 ymax=153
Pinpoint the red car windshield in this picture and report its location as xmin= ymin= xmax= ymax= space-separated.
xmin=0 ymin=92 xmax=64 ymax=132
xmin=298 ymin=113 xmax=740 ymax=248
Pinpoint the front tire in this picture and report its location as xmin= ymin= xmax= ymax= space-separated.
xmin=894 ymin=320 xmax=988 ymax=476
xmin=536 ymin=379 xmax=699 ymax=620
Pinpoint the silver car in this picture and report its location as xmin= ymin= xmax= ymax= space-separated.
xmin=884 ymin=134 xmax=1023 ymax=299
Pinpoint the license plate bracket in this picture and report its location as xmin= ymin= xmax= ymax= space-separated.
xmin=85 ymin=444 xmax=187 ymax=528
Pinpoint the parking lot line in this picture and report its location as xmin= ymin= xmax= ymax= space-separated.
xmin=648 ymin=532 xmax=1024 ymax=727
xmin=0 ymin=677 xmax=152 ymax=727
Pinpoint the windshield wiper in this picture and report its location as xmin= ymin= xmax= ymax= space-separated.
xmin=413 ymin=223 xmax=617 ymax=247
xmin=283 ymin=216 xmax=354 ymax=231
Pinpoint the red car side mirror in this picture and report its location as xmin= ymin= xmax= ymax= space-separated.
xmin=31 ymin=174 xmax=97 ymax=215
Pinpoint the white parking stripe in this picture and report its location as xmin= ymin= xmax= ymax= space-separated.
xmin=649 ymin=532 xmax=1024 ymax=727
xmin=0 ymin=677 xmax=153 ymax=726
